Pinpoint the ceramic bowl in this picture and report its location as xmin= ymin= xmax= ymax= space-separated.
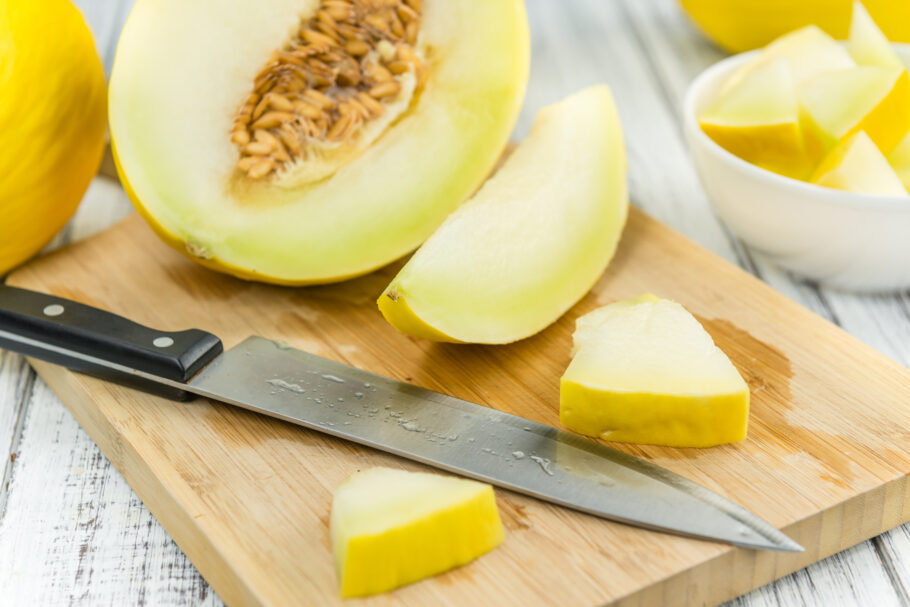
xmin=683 ymin=46 xmax=910 ymax=292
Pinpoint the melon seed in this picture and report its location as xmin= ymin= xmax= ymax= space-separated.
xmin=233 ymin=0 xmax=426 ymax=181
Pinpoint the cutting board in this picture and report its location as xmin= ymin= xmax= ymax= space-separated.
xmin=8 ymin=209 xmax=910 ymax=607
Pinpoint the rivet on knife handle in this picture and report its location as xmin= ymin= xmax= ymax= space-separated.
xmin=0 ymin=285 xmax=222 ymax=400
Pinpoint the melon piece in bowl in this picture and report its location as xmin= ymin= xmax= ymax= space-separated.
xmin=699 ymin=58 xmax=812 ymax=179
xmin=811 ymin=130 xmax=908 ymax=195
xmin=560 ymin=296 xmax=750 ymax=448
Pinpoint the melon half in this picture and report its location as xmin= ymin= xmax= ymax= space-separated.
xmin=109 ymin=0 xmax=529 ymax=284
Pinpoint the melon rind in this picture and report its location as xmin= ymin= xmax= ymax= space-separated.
xmin=109 ymin=0 xmax=529 ymax=284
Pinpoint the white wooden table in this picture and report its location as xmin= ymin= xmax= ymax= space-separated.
xmin=2 ymin=1 xmax=909 ymax=604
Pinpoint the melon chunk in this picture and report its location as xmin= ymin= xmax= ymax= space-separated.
xmin=700 ymin=58 xmax=812 ymax=178
xmin=109 ymin=0 xmax=529 ymax=284
xmin=811 ymin=131 xmax=908 ymax=195
xmin=798 ymin=66 xmax=910 ymax=156
xmin=849 ymin=1 xmax=903 ymax=68
xmin=330 ymin=467 xmax=504 ymax=598
xmin=378 ymin=85 xmax=628 ymax=344
xmin=763 ymin=26 xmax=855 ymax=84
xmin=724 ymin=25 xmax=855 ymax=94
xmin=560 ymin=297 xmax=750 ymax=448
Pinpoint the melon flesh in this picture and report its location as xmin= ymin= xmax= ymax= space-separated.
xmin=888 ymin=130 xmax=910 ymax=190
xmin=699 ymin=58 xmax=811 ymax=178
xmin=722 ymin=25 xmax=855 ymax=94
xmin=849 ymin=1 xmax=903 ymax=68
xmin=811 ymin=130 xmax=908 ymax=195
xmin=378 ymin=85 xmax=628 ymax=344
xmin=330 ymin=467 xmax=504 ymax=598
xmin=109 ymin=0 xmax=529 ymax=284
xmin=560 ymin=297 xmax=749 ymax=448
xmin=761 ymin=25 xmax=855 ymax=85
xmin=798 ymin=66 xmax=910 ymax=156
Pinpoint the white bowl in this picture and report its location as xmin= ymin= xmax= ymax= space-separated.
xmin=683 ymin=47 xmax=910 ymax=292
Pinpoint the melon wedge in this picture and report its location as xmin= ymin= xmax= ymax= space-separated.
xmin=798 ymin=65 xmax=910 ymax=156
xmin=560 ymin=296 xmax=749 ymax=448
xmin=700 ymin=58 xmax=812 ymax=179
xmin=811 ymin=130 xmax=908 ymax=195
xmin=109 ymin=0 xmax=529 ymax=284
xmin=761 ymin=25 xmax=857 ymax=84
xmin=571 ymin=292 xmax=659 ymax=356
xmin=330 ymin=467 xmax=504 ymax=598
xmin=849 ymin=1 xmax=903 ymax=68
xmin=378 ymin=86 xmax=628 ymax=344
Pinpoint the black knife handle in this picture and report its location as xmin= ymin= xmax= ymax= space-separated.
xmin=0 ymin=285 xmax=222 ymax=401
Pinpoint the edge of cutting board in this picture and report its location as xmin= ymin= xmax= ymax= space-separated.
xmin=7 ymin=208 xmax=910 ymax=607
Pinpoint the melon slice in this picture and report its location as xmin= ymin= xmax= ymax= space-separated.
xmin=330 ymin=467 xmax=504 ymax=598
xmin=811 ymin=130 xmax=908 ymax=195
xmin=888 ymin=130 xmax=910 ymax=190
xmin=700 ymin=58 xmax=812 ymax=179
xmin=571 ymin=293 xmax=659 ymax=356
xmin=723 ymin=25 xmax=855 ymax=94
xmin=762 ymin=25 xmax=855 ymax=84
xmin=848 ymin=1 xmax=903 ymax=68
xmin=109 ymin=0 xmax=529 ymax=284
xmin=378 ymin=85 xmax=628 ymax=344
xmin=798 ymin=66 xmax=910 ymax=156
xmin=560 ymin=296 xmax=750 ymax=448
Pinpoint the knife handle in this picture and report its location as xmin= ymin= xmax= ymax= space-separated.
xmin=0 ymin=285 xmax=222 ymax=401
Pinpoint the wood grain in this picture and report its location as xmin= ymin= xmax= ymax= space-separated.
xmin=1 ymin=0 xmax=909 ymax=605
xmin=7 ymin=205 xmax=910 ymax=607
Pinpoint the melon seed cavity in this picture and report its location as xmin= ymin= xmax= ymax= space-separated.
xmin=232 ymin=0 xmax=425 ymax=184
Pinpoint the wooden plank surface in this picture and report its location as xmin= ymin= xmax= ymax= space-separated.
xmin=3 ymin=0 xmax=910 ymax=605
xmin=8 ymin=201 xmax=910 ymax=606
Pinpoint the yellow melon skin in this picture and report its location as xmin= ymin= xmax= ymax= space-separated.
xmin=0 ymin=0 xmax=106 ymax=275
xmin=679 ymin=0 xmax=910 ymax=53
xmin=560 ymin=384 xmax=749 ymax=448
xmin=330 ymin=468 xmax=504 ymax=598
xmin=109 ymin=0 xmax=530 ymax=286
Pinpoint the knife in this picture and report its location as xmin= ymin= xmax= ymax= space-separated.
xmin=0 ymin=285 xmax=801 ymax=552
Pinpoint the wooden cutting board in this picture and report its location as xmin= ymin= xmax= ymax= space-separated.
xmin=7 ymin=209 xmax=910 ymax=607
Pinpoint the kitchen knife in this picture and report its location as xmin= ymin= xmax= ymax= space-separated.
xmin=0 ymin=285 xmax=802 ymax=552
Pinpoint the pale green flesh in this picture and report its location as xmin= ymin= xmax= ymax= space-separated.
xmin=109 ymin=0 xmax=529 ymax=282
xmin=798 ymin=66 xmax=900 ymax=139
xmin=386 ymin=86 xmax=629 ymax=343
xmin=849 ymin=1 xmax=904 ymax=68
xmin=565 ymin=299 xmax=747 ymax=396
xmin=760 ymin=26 xmax=855 ymax=85
xmin=701 ymin=57 xmax=797 ymax=127
xmin=814 ymin=131 xmax=908 ymax=195
xmin=721 ymin=25 xmax=855 ymax=94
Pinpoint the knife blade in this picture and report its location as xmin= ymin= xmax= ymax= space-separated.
xmin=0 ymin=285 xmax=801 ymax=552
